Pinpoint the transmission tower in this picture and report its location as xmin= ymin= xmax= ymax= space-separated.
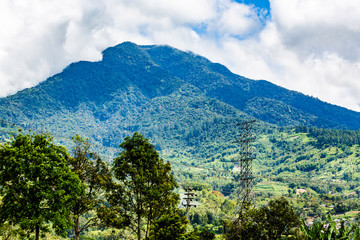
xmin=232 ymin=119 xmax=256 ymax=220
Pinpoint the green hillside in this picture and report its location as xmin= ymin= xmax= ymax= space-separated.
xmin=0 ymin=42 xmax=360 ymax=226
xmin=143 ymin=44 xmax=360 ymax=129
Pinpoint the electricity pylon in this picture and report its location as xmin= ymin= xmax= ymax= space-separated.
xmin=232 ymin=120 xmax=256 ymax=221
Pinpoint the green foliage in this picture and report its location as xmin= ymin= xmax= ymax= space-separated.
xmin=105 ymin=132 xmax=180 ymax=240
xmin=180 ymin=181 xmax=212 ymax=191
xmin=296 ymin=125 xmax=360 ymax=146
xmin=68 ymin=135 xmax=112 ymax=240
xmin=148 ymin=213 xmax=188 ymax=240
xmin=145 ymin=43 xmax=360 ymax=129
xmin=0 ymin=132 xmax=84 ymax=239
xmin=185 ymin=188 xmax=235 ymax=234
xmin=225 ymin=197 xmax=300 ymax=240
xmin=0 ymin=222 xmax=26 ymax=239
xmin=185 ymin=227 xmax=216 ymax=240
xmin=264 ymin=197 xmax=301 ymax=239
xmin=299 ymin=215 xmax=360 ymax=239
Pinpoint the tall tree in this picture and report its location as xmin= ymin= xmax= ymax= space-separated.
xmin=68 ymin=135 xmax=112 ymax=240
xmin=106 ymin=132 xmax=179 ymax=240
xmin=0 ymin=132 xmax=84 ymax=240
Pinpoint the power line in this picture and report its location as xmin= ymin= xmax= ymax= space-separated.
xmin=182 ymin=186 xmax=197 ymax=222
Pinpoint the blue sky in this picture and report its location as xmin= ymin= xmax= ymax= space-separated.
xmin=237 ymin=0 xmax=270 ymax=12
xmin=1 ymin=0 xmax=360 ymax=111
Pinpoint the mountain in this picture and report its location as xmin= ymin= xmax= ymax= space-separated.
xmin=1 ymin=42 xmax=359 ymax=148
xmin=1 ymin=42 xmax=360 ymax=149
xmin=0 ymin=41 xmax=359 ymax=149
xmin=2 ymin=42 xmax=360 ymax=117
xmin=1 ymin=40 xmax=359 ymax=176
xmin=2 ymin=41 xmax=360 ymax=224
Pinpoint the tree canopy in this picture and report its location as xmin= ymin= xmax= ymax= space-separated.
xmin=68 ymin=135 xmax=112 ymax=240
xmin=105 ymin=132 xmax=179 ymax=240
xmin=225 ymin=197 xmax=300 ymax=240
xmin=0 ymin=132 xmax=84 ymax=240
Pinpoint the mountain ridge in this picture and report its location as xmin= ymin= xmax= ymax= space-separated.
xmin=141 ymin=43 xmax=360 ymax=129
xmin=0 ymin=41 xmax=360 ymax=152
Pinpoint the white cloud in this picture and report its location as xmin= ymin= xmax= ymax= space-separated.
xmin=126 ymin=0 xmax=217 ymax=25
xmin=1 ymin=0 xmax=360 ymax=112
xmin=271 ymin=0 xmax=360 ymax=61
xmin=0 ymin=0 xmax=110 ymax=95
xmin=263 ymin=0 xmax=360 ymax=111
xmin=207 ymin=1 xmax=262 ymax=37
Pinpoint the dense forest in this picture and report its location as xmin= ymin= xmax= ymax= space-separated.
xmin=296 ymin=125 xmax=360 ymax=146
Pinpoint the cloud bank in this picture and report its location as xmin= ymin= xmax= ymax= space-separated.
xmin=1 ymin=0 xmax=360 ymax=111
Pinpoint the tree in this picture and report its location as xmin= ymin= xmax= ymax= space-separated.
xmin=68 ymin=135 xmax=112 ymax=240
xmin=0 ymin=132 xmax=84 ymax=240
xmin=148 ymin=213 xmax=216 ymax=240
xmin=185 ymin=227 xmax=216 ymax=240
xmin=264 ymin=197 xmax=301 ymax=239
xmin=225 ymin=202 xmax=266 ymax=240
xmin=106 ymin=132 xmax=179 ymax=240
xmin=225 ymin=197 xmax=300 ymax=240
xmin=148 ymin=212 xmax=188 ymax=240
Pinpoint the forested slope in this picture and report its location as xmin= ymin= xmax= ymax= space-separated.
xmin=0 ymin=42 xmax=360 ymax=238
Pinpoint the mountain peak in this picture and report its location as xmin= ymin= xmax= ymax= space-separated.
xmin=102 ymin=41 xmax=154 ymax=66
xmin=1 ymin=41 xmax=360 ymax=130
